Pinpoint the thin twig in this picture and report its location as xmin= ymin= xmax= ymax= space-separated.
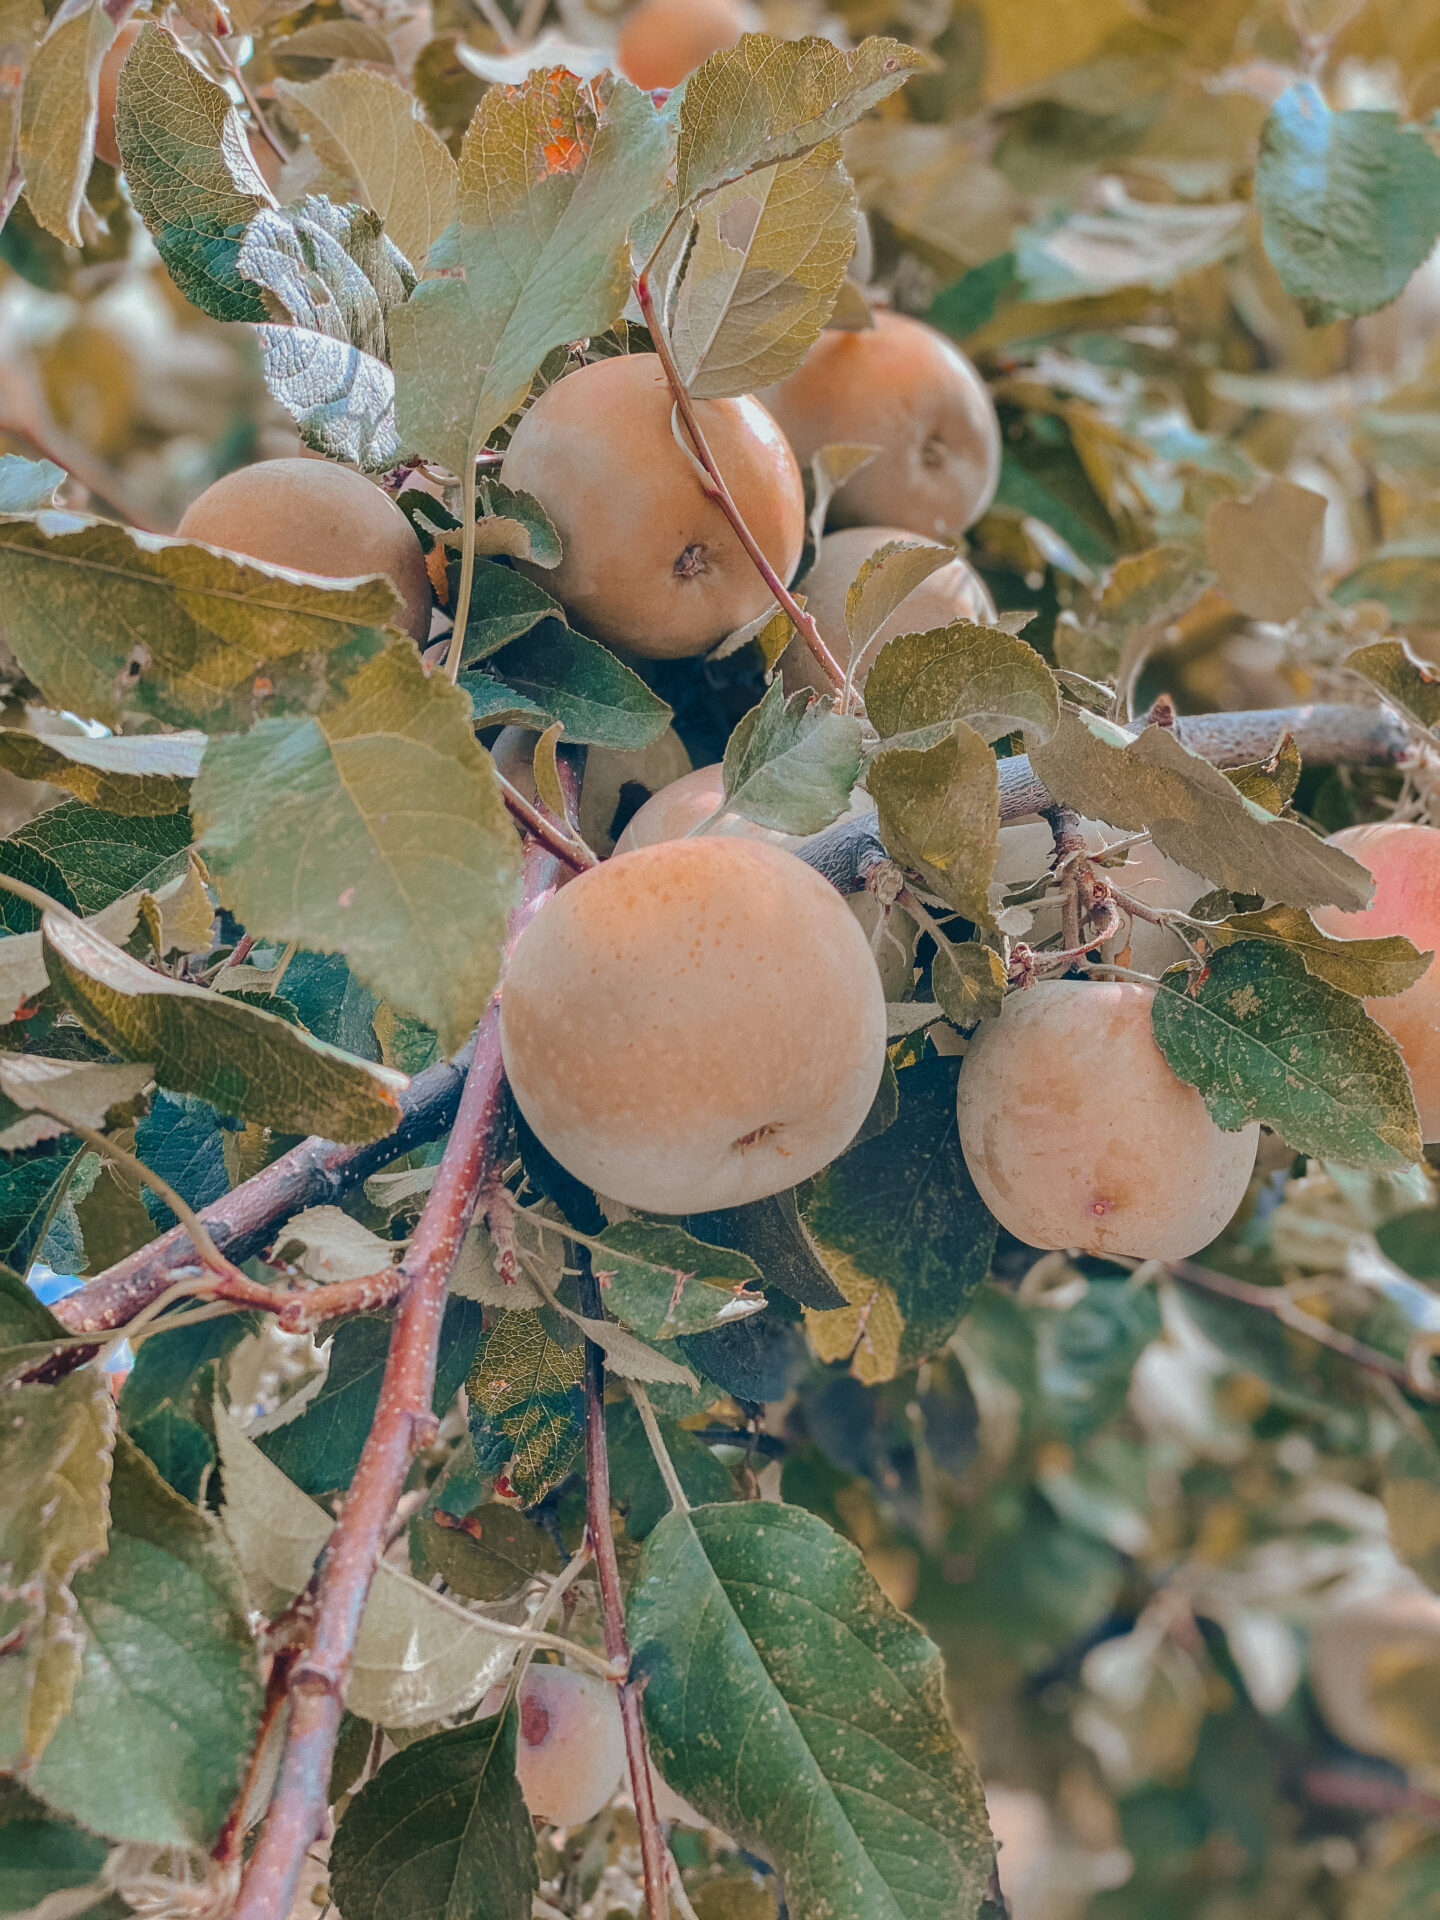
xmin=633 ymin=272 xmax=849 ymax=704
xmin=495 ymin=771 xmax=599 ymax=872
xmin=1169 ymin=1259 xmax=1426 ymax=1393
xmin=445 ymin=445 xmax=482 ymax=683
xmin=577 ymin=1248 xmax=669 ymax=1920
xmin=211 ymin=36 xmax=290 ymax=165
xmin=68 ymin=1125 xmax=251 ymax=1289
xmin=628 ymin=1382 xmax=690 ymax=1514
xmin=231 ymin=758 xmax=583 ymax=1920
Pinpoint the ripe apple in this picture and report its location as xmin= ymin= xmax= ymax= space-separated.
xmin=499 ymin=837 xmax=887 ymax=1213
xmin=501 ymin=354 xmax=804 ymax=660
xmin=615 ymin=0 xmax=745 ymax=90
xmin=956 ymin=979 xmax=1258 ymax=1260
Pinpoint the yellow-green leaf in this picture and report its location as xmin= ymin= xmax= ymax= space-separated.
xmin=0 ymin=727 xmax=204 ymax=816
xmin=1207 ymin=478 xmax=1327 ymax=622
xmin=18 ymin=0 xmax=115 ymax=246
xmin=868 ymin=721 xmax=999 ymax=924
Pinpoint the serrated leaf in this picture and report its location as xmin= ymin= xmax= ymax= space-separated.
xmin=0 ymin=891 xmax=154 ymax=1024
xmin=801 ymin=1051 xmax=996 ymax=1384
xmin=0 ymin=800 xmax=191 ymax=933
xmin=193 ymin=643 xmax=523 ymax=1053
xmin=1207 ymin=479 xmax=1326 ymax=622
xmin=412 ymin=1502 xmax=558 ymax=1602
xmin=473 ymin=482 xmax=562 ymax=568
xmin=0 ymin=1141 xmax=84 ymax=1276
xmin=256 ymin=1299 xmax=480 ymax=1496
xmin=568 ymin=1316 xmax=697 ymax=1387
xmin=1153 ymin=942 xmax=1422 ymax=1171
xmin=392 ymin=70 xmax=671 ymax=474
xmin=462 ymin=623 xmax=672 ymax=751
xmin=1222 ymin=733 xmax=1301 ymax=815
xmin=684 ymin=1190 xmax=847 ymax=1312
xmin=19 ymin=1436 xmax=260 ymax=1847
xmin=720 ymin=678 xmax=863 ymax=835
xmin=670 ymin=140 xmax=857 ymax=400
xmin=1204 ymin=903 xmax=1430 ymax=999
xmin=629 ymin=1501 xmax=993 ymax=1920
xmin=115 ymin=24 xmax=272 ymax=322
xmin=675 ymin=33 xmax=925 ymax=206
xmin=467 ymin=1309 xmax=585 ymax=1507
xmin=808 ymin=443 xmax=878 ymax=554
xmin=591 ymin=1220 xmax=764 ymax=1341
xmin=1028 ymin=706 xmax=1373 ymax=911
xmin=0 ymin=514 xmax=397 ymax=733
xmin=330 ymin=1713 xmax=537 ymax=1920
xmin=845 ymin=539 xmax=956 ymax=661
xmin=275 ymin=70 xmax=457 ymax=273
xmin=1345 ymin=638 xmax=1440 ymax=739
xmin=43 ymin=910 xmax=406 ymax=1141
xmin=1256 ymin=82 xmax=1440 ymax=326
xmin=18 ymin=0 xmax=115 ymax=245
xmin=0 ymin=1056 xmax=152 ymax=1152
xmin=215 ymin=1401 xmax=511 ymax=1727
xmin=869 ymin=722 xmax=998 ymax=924
xmin=0 ymin=1788 xmax=109 ymax=1911
xmin=0 ymin=456 xmax=63 ymax=514
xmin=865 ymin=622 xmax=1060 ymax=749
xmin=457 ymin=562 xmax=566 ymax=664
xmin=239 ymin=197 xmax=415 ymax=472
xmin=0 ymin=1370 xmax=114 ymax=1763
xmin=0 ymin=727 xmax=203 ymax=816
xmin=931 ymin=941 xmax=1006 ymax=1028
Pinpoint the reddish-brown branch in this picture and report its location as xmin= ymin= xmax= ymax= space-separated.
xmin=498 ymin=777 xmax=598 ymax=872
xmin=1169 ymin=1260 xmax=1423 ymax=1390
xmin=230 ymin=767 xmax=580 ymax=1920
xmin=577 ymin=1251 xmax=669 ymax=1920
xmin=633 ymin=271 xmax=849 ymax=704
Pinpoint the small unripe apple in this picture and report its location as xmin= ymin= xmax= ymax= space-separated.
xmin=616 ymin=0 xmax=745 ymax=90
xmin=760 ymin=311 xmax=1000 ymax=540
xmin=956 ymin=980 xmax=1258 ymax=1260
xmin=501 ymin=355 xmax=805 ymax=660
xmin=176 ymin=458 xmax=432 ymax=642
xmin=95 ymin=20 xmax=143 ymax=169
xmin=500 ymin=837 xmax=887 ymax=1213
xmin=480 ymin=1666 xmax=625 ymax=1827
xmin=781 ymin=524 xmax=996 ymax=699
xmin=1311 ymin=821 xmax=1440 ymax=1140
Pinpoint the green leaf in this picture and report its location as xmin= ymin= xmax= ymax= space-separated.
xmin=801 ymin=1050 xmax=996 ymax=1383
xmin=629 ymin=1501 xmax=993 ymax=1920
xmin=1334 ymin=552 xmax=1440 ymax=625
xmin=43 ymin=910 xmax=406 ymax=1141
xmin=669 ymin=140 xmax=857 ymax=400
xmin=1029 ymin=706 xmax=1373 ymax=911
xmin=1037 ymin=1277 xmax=1163 ymax=1443
xmin=257 ymin=1298 xmax=481 ymax=1496
xmin=114 ymin=23 xmax=272 ymax=322
xmin=193 ymin=643 xmax=523 ymax=1054
xmin=0 ymin=1369 xmax=115 ymax=1765
xmin=330 ymin=1713 xmax=537 ymax=1920
xmin=845 ymin=539 xmax=956 ymax=663
xmin=1203 ymin=903 xmax=1431 ymax=999
xmin=675 ymin=33 xmax=925 ymax=206
xmin=1382 ymin=1427 xmax=1440 ymax=1591
xmin=721 ymin=678 xmax=863 ymax=835
xmin=0 ymin=1141 xmax=85 ymax=1276
xmin=133 ymin=1093 xmax=232 ymax=1231
xmin=591 ymin=1220 xmax=764 ymax=1341
xmin=0 ymin=1787 xmax=109 ymax=1912
xmin=931 ymin=940 xmax=1006 ymax=1028
xmin=1152 ymin=942 xmax=1422 ymax=1171
xmin=1377 ymin=1206 xmax=1440 ymax=1281
xmin=467 ymin=1310 xmax=585 ymax=1507
xmin=239 ymin=197 xmax=415 ymax=472
xmin=684 ymin=1190 xmax=847 ymax=1312
xmin=25 ymin=1437 xmax=262 ymax=1847
xmin=0 ymin=455 xmax=64 ymax=513
xmin=1206 ymin=478 xmax=1326 ymax=622
xmin=392 ymin=69 xmax=672 ymax=473
xmin=865 ymin=622 xmax=1060 ymax=750
xmin=412 ymin=1502 xmax=558 ymax=1602
xmin=607 ymin=1398 xmax=732 ymax=1539
xmin=1256 ymin=82 xmax=1440 ymax=326
xmin=458 ymin=562 xmax=566 ymax=664
xmin=473 ymin=481 xmax=563 ymax=569
xmin=0 ymin=728 xmax=203 ymax=816
xmin=0 ymin=514 xmax=397 ymax=733
xmin=1344 ymin=638 xmax=1440 ymax=739
xmin=869 ymin=722 xmax=998 ymax=924
xmin=0 ymin=800 xmax=191 ymax=932
xmin=462 ymin=622 xmax=672 ymax=751
xmin=18 ymin=0 xmax=116 ymax=245
xmin=274 ymin=70 xmax=457 ymax=274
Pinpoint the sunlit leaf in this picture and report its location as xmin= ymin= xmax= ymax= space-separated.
xmin=0 ymin=455 xmax=64 ymax=514
xmin=869 ymin=721 xmax=999 ymax=924
xmin=0 ymin=728 xmax=203 ymax=816
xmin=865 ymin=621 xmax=1060 ymax=749
xmin=194 ymin=643 xmax=522 ymax=1053
xmin=18 ymin=0 xmax=116 ymax=245
xmin=1202 ymin=903 xmax=1430 ymax=999
xmin=721 ymin=677 xmax=863 ymax=835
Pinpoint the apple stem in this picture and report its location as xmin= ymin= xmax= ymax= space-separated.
xmin=495 ymin=768 xmax=599 ymax=871
xmin=444 ymin=438 xmax=482 ymax=684
xmin=634 ymin=271 xmax=852 ymax=708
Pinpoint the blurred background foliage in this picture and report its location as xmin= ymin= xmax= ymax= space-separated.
xmin=9 ymin=1 xmax=1440 ymax=1915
